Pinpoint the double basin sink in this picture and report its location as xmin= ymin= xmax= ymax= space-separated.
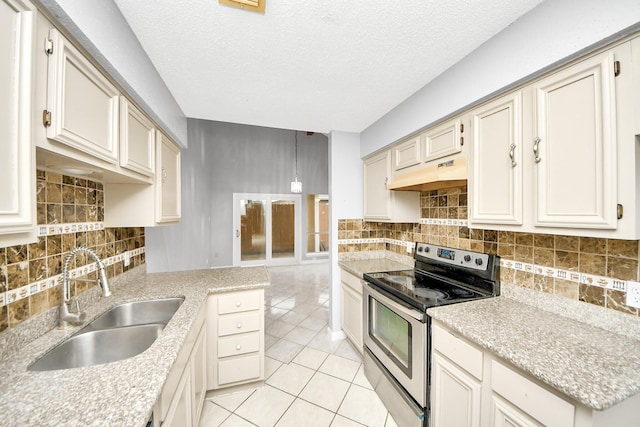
xmin=28 ymin=297 xmax=184 ymax=371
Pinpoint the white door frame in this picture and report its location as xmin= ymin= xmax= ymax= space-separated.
xmin=232 ymin=193 xmax=302 ymax=266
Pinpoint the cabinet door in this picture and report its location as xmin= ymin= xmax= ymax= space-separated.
xmin=163 ymin=366 xmax=192 ymax=427
xmin=119 ymin=97 xmax=155 ymax=177
xmin=532 ymin=51 xmax=617 ymax=229
xmin=156 ymin=131 xmax=181 ymax=223
xmin=491 ymin=395 xmax=543 ymax=427
xmin=191 ymin=325 xmax=206 ymax=426
xmin=46 ymin=29 xmax=119 ymax=163
xmin=341 ymin=282 xmax=363 ymax=351
xmin=363 ymin=151 xmax=391 ymax=220
xmin=0 ymin=0 xmax=36 ymax=239
xmin=393 ymin=137 xmax=421 ymax=172
xmin=432 ymin=352 xmax=481 ymax=427
xmin=422 ymin=118 xmax=462 ymax=162
xmin=469 ymin=92 xmax=523 ymax=226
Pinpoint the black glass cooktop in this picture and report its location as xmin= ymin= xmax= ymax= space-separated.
xmin=363 ymin=269 xmax=488 ymax=312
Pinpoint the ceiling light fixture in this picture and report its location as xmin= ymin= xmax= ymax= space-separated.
xmin=291 ymin=131 xmax=302 ymax=194
xmin=219 ymin=0 xmax=265 ymax=14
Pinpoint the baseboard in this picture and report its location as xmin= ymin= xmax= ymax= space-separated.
xmin=328 ymin=327 xmax=346 ymax=341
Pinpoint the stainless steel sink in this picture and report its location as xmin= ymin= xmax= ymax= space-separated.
xmin=80 ymin=297 xmax=184 ymax=332
xmin=27 ymin=297 xmax=184 ymax=371
xmin=28 ymin=323 xmax=165 ymax=371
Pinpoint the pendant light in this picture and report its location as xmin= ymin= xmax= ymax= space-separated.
xmin=291 ymin=131 xmax=302 ymax=193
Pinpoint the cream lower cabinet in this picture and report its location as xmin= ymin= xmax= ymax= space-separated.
xmin=432 ymin=321 xmax=640 ymax=427
xmin=154 ymin=304 xmax=207 ymax=427
xmin=340 ymin=268 xmax=363 ymax=353
xmin=207 ymin=289 xmax=264 ymax=390
xmin=0 ymin=0 xmax=37 ymax=247
xmin=363 ymin=150 xmax=420 ymax=222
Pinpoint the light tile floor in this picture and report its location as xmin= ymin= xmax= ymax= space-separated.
xmin=199 ymin=262 xmax=398 ymax=427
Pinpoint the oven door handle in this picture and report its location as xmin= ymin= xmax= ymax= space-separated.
xmin=364 ymin=282 xmax=425 ymax=322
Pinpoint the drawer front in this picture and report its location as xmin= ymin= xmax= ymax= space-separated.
xmin=491 ymin=360 xmax=574 ymax=427
xmin=218 ymin=354 xmax=261 ymax=386
xmin=218 ymin=332 xmax=261 ymax=358
xmin=218 ymin=290 xmax=262 ymax=314
xmin=218 ymin=312 xmax=261 ymax=336
xmin=432 ymin=322 xmax=483 ymax=380
xmin=340 ymin=269 xmax=362 ymax=294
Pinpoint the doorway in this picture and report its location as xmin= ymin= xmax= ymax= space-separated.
xmin=233 ymin=193 xmax=301 ymax=266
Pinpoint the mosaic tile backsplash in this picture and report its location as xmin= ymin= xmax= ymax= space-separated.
xmin=0 ymin=170 xmax=145 ymax=333
xmin=338 ymin=185 xmax=640 ymax=317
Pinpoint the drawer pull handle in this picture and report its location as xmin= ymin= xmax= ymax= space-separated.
xmin=236 ymin=322 xmax=242 ymax=329
xmin=236 ymin=345 xmax=241 ymax=350
xmin=236 ymin=301 xmax=241 ymax=307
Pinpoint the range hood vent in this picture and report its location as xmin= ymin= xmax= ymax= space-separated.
xmin=387 ymin=157 xmax=467 ymax=191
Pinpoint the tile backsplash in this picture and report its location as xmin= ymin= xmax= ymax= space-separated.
xmin=0 ymin=170 xmax=145 ymax=333
xmin=338 ymin=185 xmax=640 ymax=317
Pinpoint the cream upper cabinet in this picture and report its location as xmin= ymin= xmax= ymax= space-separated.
xmin=393 ymin=136 xmax=421 ymax=172
xmin=103 ymin=131 xmax=181 ymax=226
xmin=422 ymin=117 xmax=463 ymax=163
xmin=532 ymin=50 xmax=617 ymax=229
xmin=469 ymin=91 xmax=523 ymax=227
xmin=45 ymin=28 xmax=120 ymax=164
xmin=119 ymin=97 xmax=155 ymax=177
xmin=157 ymin=131 xmax=181 ymax=223
xmin=0 ymin=0 xmax=36 ymax=246
xmin=363 ymin=150 xmax=420 ymax=222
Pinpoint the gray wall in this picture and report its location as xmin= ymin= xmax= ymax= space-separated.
xmin=360 ymin=0 xmax=640 ymax=157
xmin=146 ymin=120 xmax=329 ymax=272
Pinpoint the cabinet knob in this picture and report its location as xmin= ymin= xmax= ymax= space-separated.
xmin=236 ymin=322 xmax=242 ymax=329
xmin=236 ymin=301 xmax=241 ymax=307
xmin=236 ymin=344 xmax=242 ymax=351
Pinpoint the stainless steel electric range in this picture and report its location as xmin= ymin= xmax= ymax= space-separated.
xmin=362 ymin=242 xmax=500 ymax=427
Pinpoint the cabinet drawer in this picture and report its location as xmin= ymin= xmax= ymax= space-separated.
xmin=218 ymin=354 xmax=261 ymax=386
xmin=432 ymin=322 xmax=483 ymax=380
xmin=218 ymin=312 xmax=261 ymax=336
xmin=340 ymin=269 xmax=362 ymax=294
xmin=491 ymin=360 xmax=574 ymax=427
xmin=218 ymin=332 xmax=260 ymax=358
xmin=218 ymin=290 xmax=262 ymax=314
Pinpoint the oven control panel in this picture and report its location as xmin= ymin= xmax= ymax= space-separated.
xmin=414 ymin=243 xmax=490 ymax=271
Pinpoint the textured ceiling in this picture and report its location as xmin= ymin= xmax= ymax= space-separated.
xmin=113 ymin=0 xmax=544 ymax=133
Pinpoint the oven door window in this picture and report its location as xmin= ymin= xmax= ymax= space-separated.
xmin=368 ymin=296 xmax=412 ymax=377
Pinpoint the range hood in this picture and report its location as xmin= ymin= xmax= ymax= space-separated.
xmin=387 ymin=157 xmax=467 ymax=191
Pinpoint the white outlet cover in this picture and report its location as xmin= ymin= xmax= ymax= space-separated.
xmin=626 ymin=281 xmax=640 ymax=309
xmin=123 ymin=251 xmax=131 ymax=267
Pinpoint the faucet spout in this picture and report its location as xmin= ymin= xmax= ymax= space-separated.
xmin=59 ymin=246 xmax=112 ymax=328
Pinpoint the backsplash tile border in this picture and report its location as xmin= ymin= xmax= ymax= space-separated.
xmin=3 ymin=247 xmax=145 ymax=307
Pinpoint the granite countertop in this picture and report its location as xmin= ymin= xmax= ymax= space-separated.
xmin=428 ymin=296 xmax=640 ymax=411
xmin=339 ymin=258 xmax=412 ymax=278
xmin=0 ymin=265 xmax=270 ymax=426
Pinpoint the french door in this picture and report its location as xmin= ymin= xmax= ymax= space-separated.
xmin=232 ymin=193 xmax=301 ymax=266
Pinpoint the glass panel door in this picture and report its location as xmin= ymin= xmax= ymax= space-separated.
xmin=234 ymin=194 xmax=301 ymax=266
xmin=240 ymin=199 xmax=266 ymax=262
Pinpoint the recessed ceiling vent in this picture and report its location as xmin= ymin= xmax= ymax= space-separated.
xmin=219 ymin=0 xmax=265 ymax=14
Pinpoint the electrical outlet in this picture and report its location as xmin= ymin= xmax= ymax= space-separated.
xmin=406 ymin=241 xmax=412 ymax=253
xmin=123 ymin=251 xmax=131 ymax=267
xmin=626 ymin=281 xmax=640 ymax=308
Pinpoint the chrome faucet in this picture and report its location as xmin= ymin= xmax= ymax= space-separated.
xmin=59 ymin=246 xmax=112 ymax=329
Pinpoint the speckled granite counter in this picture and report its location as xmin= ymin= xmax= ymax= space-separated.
xmin=0 ymin=265 xmax=269 ymax=426
xmin=427 ymin=294 xmax=640 ymax=411
xmin=338 ymin=258 xmax=412 ymax=278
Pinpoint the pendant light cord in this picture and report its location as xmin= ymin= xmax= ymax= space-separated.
xmin=294 ymin=131 xmax=298 ymax=179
